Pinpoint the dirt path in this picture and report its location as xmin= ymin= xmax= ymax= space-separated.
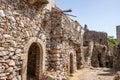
xmin=69 ymin=68 xmax=115 ymax=80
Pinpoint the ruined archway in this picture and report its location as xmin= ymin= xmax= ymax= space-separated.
xmin=22 ymin=37 xmax=46 ymax=80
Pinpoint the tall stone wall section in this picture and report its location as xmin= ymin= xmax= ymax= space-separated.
xmin=48 ymin=8 xmax=84 ymax=79
xmin=0 ymin=0 xmax=52 ymax=79
xmin=113 ymin=45 xmax=120 ymax=71
xmin=113 ymin=26 xmax=120 ymax=71
xmin=83 ymin=30 xmax=111 ymax=68
xmin=116 ymin=26 xmax=120 ymax=44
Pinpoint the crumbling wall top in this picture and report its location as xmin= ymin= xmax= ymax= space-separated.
xmin=28 ymin=0 xmax=55 ymax=10
xmin=45 ymin=0 xmax=55 ymax=10
xmin=84 ymin=30 xmax=108 ymax=46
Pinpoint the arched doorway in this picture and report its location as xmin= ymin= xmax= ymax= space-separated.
xmin=27 ymin=42 xmax=40 ymax=80
xmin=22 ymin=37 xmax=46 ymax=80
xmin=76 ymin=47 xmax=81 ymax=70
xmin=98 ymin=53 xmax=103 ymax=67
xmin=70 ymin=53 xmax=74 ymax=74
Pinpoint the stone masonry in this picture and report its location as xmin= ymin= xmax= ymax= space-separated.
xmin=113 ymin=26 xmax=120 ymax=71
xmin=83 ymin=26 xmax=110 ymax=68
xmin=0 ymin=0 xmax=52 ymax=80
xmin=0 ymin=0 xmax=112 ymax=80
xmin=116 ymin=26 xmax=120 ymax=44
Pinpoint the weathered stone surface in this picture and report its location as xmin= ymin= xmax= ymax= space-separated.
xmin=0 ymin=47 xmax=5 ymax=51
xmin=117 ymin=26 xmax=120 ymax=44
xmin=12 ymin=77 xmax=18 ymax=80
xmin=0 ymin=10 xmax=5 ymax=17
xmin=0 ymin=65 xmax=5 ymax=73
xmin=114 ymin=71 xmax=120 ymax=80
xmin=17 ymin=75 xmax=21 ymax=80
xmin=0 ymin=51 xmax=7 ymax=57
xmin=0 ymin=73 xmax=6 ymax=77
xmin=83 ymin=29 xmax=109 ymax=68
xmin=5 ymin=67 xmax=14 ymax=73
xmin=8 ymin=60 xmax=15 ymax=66
xmin=3 ymin=34 xmax=12 ymax=38
xmin=113 ymin=45 xmax=120 ymax=71
xmin=42 ymin=74 xmax=55 ymax=80
xmin=0 ymin=0 xmax=114 ymax=80
xmin=15 ymin=61 xmax=22 ymax=66
xmin=8 ymin=47 xmax=15 ymax=52
xmin=15 ymin=49 xmax=22 ymax=53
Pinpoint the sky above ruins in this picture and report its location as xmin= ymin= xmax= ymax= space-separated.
xmin=56 ymin=0 xmax=120 ymax=38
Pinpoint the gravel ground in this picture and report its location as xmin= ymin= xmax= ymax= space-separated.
xmin=69 ymin=68 xmax=115 ymax=80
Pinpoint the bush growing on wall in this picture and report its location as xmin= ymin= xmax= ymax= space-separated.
xmin=108 ymin=36 xmax=117 ymax=46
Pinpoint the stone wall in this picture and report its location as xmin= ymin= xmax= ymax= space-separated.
xmin=116 ymin=26 xmax=120 ymax=44
xmin=47 ymin=7 xmax=84 ymax=79
xmin=83 ymin=30 xmax=108 ymax=46
xmin=113 ymin=43 xmax=120 ymax=71
xmin=83 ymin=30 xmax=111 ymax=68
xmin=0 ymin=0 xmax=114 ymax=80
xmin=0 ymin=1 xmax=85 ymax=79
xmin=113 ymin=26 xmax=120 ymax=71
xmin=0 ymin=0 xmax=52 ymax=79
xmin=45 ymin=0 xmax=55 ymax=10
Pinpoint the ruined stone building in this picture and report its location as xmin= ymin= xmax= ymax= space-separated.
xmin=83 ymin=29 xmax=110 ymax=68
xmin=113 ymin=26 xmax=120 ymax=71
xmin=0 ymin=0 xmax=111 ymax=80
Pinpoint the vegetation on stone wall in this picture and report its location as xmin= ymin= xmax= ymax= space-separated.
xmin=108 ymin=36 xmax=117 ymax=46
xmin=108 ymin=36 xmax=117 ymax=56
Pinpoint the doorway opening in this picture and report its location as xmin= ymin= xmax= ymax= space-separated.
xmin=98 ymin=53 xmax=103 ymax=67
xmin=22 ymin=37 xmax=45 ymax=80
xmin=27 ymin=42 xmax=40 ymax=80
xmin=70 ymin=54 xmax=74 ymax=74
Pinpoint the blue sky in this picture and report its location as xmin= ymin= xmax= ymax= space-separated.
xmin=56 ymin=0 xmax=120 ymax=38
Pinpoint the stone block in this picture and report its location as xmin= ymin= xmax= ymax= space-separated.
xmin=8 ymin=60 xmax=15 ymax=66
xmin=15 ymin=49 xmax=22 ymax=54
xmin=0 ymin=10 xmax=5 ymax=17
xmin=5 ymin=67 xmax=14 ymax=73
xmin=0 ymin=47 xmax=5 ymax=51
xmin=0 ymin=51 xmax=7 ymax=57
xmin=8 ymin=47 xmax=15 ymax=52
xmin=17 ymin=75 xmax=21 ymax=80
xmin=3 ymin=34 xmax=12 ymax=39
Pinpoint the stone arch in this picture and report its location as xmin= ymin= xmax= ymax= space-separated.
xmin=21 ymin=37 xmax=46 ymax=80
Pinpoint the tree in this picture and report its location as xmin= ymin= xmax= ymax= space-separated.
xmin=108 ymin=36 xmax=117 ymax=46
